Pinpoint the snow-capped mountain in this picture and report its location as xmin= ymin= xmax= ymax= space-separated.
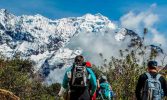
xmin=0 ymin=9 xmax=120 ymax=82
xmin=2 ymin=9 xmax=159 ymax=83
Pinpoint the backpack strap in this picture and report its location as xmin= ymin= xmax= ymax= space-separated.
xmin=69 ymin=64 xmax=75 ymax=86
xmin=145 ymin=72 xmax=152 ymax=79
xmin=155 ymin=74 xmax=162 ymax=91
xmin=146 ymin=72 xmax=161 ymax=80
xmin=156 ymin=74 xmax=161 ymax=80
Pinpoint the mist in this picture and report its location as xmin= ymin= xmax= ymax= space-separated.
xmin=66 ymin=29 xmax=130 ymax=65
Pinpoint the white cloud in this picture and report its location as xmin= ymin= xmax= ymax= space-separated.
xmin=120 ymin=11 xmax=158 ymax=32
xmin=143 ymin=13 xmax=158 ymax=28
xmin=120 ymin=3 xmax=159 ymax=33
xmin=119 ymin=3 xmax=167 ymax=64
xmin=120 ymin=11 xmax=144 ymax=31
xmin=67 ymin=30 xmax=129 ymax=65
xmin=119 ymin=3 xmax=166 ymax=46
xmin=151 ymin=29 xmax=166 ymax=45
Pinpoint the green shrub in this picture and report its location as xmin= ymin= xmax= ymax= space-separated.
xmin=0 ymin=57 xmax=61 ymax=99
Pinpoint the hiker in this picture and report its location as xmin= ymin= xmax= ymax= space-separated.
xmin=135 ymin=61 xmax=167 ymax=100
xmin=58 ymin=55 xmax=97 ymax=100
xmin=85 ymin=61 xmax=97 ymax=100
xmin=97 ymin=75 xmax=114 ymax=100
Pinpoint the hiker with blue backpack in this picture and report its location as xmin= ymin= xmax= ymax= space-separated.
xmin=135 ymin=61 xmax=167 ymax=100
xmin=97 ymin=75 xmax=114 ymax=100
xmin=58 ymin=55 xmax=97 ymax=100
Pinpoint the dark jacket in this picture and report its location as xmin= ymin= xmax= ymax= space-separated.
xmin=135 ymin=72 xmax=167 ymax=100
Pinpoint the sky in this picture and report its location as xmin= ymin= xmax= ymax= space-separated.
xmin=0 ymin=0 xmax=167 ymax=48
xmin=0 ymin=0 xmax=166 ymax=32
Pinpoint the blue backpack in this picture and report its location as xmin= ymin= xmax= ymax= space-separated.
xmin=99 ymin=82 xmax=112 ymax=100
xmin=142 ymin=72 xmax=164 ymax=100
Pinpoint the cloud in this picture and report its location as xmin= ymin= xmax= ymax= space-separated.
xmin=143 ymin=13 xmax=158 ymax=28
xmin=120 ymin=11 xmax=143 ymax=30
xmin=120 ymin=3 xmax=167 ymax=65
xmin=119 ymin=3 xmax=166 ymax=45
xmin=67 ymin=30 xmax=129 ymax=65
xmin=120 ymin=11 xmax=158 ymax=33
xmin=151 ymin=29 xmax=166 ymax=45
xmin=120 ymin=3 xmax=160 ymax=33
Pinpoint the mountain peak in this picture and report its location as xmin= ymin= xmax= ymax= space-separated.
xmin=0 ymin=9 xmax=13 ymax=16
xmin=0 ymin=9 xmax=7 ymax=13
xmin=82 ymin=13 xmax=109 ymax=22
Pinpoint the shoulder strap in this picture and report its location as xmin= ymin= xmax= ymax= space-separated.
xmin=70 ymin=64 xmax=76 ymax=85
xmin=156 ymin=74 xmax=161 ymax=80
xmin=145 ymin=72 xmax=152 ymax=79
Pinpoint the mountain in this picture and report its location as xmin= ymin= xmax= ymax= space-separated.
xmin=0 ymin=9 xmax=144 ymax=83
xmin=0 ymin=9 xmax=161 ymax=83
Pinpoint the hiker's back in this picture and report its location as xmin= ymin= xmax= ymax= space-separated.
xmin=70 ymin=64 xmax=88 ymax=89
xmin=142 ymin=72 xmax=163 ymax=100
xmin=99 ymin=82 xmax=112 ymax=100
xmin=69 ymin=64 xmax=91 ymax=100
xmin=135 ymin=61 xmax=167 ymax=100
xmin=58 ymin=55 xmax=97 ymax=100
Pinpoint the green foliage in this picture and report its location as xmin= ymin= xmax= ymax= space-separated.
xmin=94 ymin=52 xmax=146 ymax=100
xmin=0 ymin=57 xmax=61 ymax=99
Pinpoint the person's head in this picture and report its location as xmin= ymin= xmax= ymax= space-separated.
xmin=74 ymin=55 xmax=84 ymax=66
xmin=99 ymin=75 xmax=108 ymax=83
xmin=147 ymin=61 xmax=158 ymax=72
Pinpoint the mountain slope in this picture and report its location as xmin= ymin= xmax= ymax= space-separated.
xmin=0 ymin=9 xmax=118 ymax=83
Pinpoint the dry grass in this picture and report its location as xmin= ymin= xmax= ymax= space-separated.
xmin=0 ymin=89 xmax=20 ymax=100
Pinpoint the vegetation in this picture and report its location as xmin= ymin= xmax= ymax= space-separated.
xmin=93 ymin=51 xmax=167 ymax=99
xmin=0 ymin=28 xmax=166 ymax=100
xmin=0 ymin=55 xmax=61 ymax=100
xmin=92 ymin=28 xmax=167 ymax=100
xmin=93 ymin=51 xmax=146 ymax=99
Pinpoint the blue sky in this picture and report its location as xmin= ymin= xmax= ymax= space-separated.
xmin=0 ymin=0 xmax=167 ymax=36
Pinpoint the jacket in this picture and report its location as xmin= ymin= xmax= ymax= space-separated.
xmin=62 ymin=66 xmax=97 ymax=96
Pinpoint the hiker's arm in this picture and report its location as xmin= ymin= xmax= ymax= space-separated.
xmin=97 ymin=79 xmax=100 ymax=89
xmin=160 ymin=76 xmax=167 ymax=96
xmin=58 ymin=71 xmax=68 ymax=96
xmin=135 ymin=75 xmax=144 ymax=100
xmin=110 ymin=85 xmax=112 ymax=90
xmin=62 ymin=67 xmax=72 ymax=89
xmin=58 ymin=86 xmax=66 ymax=96
xmin=62 ymin=71 xmax=69 ymax=89
xmin=87 ymin=68 xmax=97 ymax=96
